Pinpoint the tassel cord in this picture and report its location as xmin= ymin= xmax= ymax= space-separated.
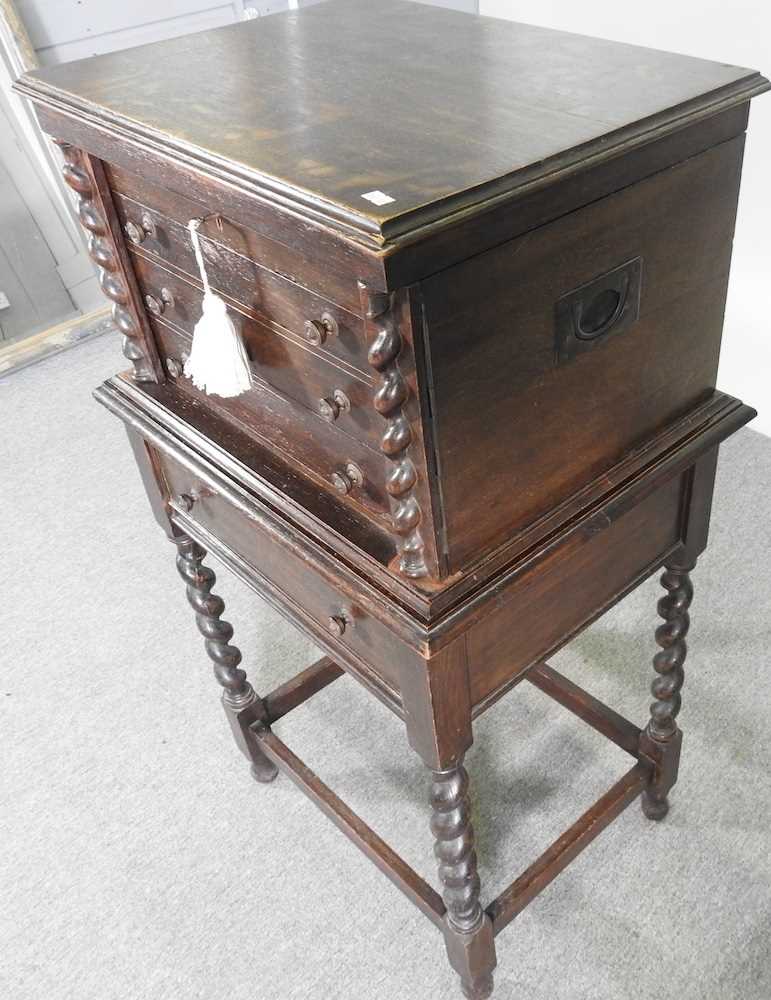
xmin=183 ymin=216 xmax=252 ymax=398
xmin=188 ymin=218 xmax=212 ymax=297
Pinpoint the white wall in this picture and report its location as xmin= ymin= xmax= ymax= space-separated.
xmin=2 ymin=0 xmax=295 ymax=321
xmin=481 ymin=0 xmax=770 ymax=435
xmin=15 ymin=0 xmax=285 ymax=65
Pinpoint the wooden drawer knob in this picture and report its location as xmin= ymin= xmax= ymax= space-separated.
xmin=145 ymin=287 xmax=175 ymax=316
xmin=327 ymin=614 xmax=348 ymax=636
xmin=175 ymin=487 xmax=214 ymax=511
xmin=304 ymin=311 xmax=338 ymax=346
xmin=318 ymin=389 xmax=351 ymax=422
xmin=330 ymin=462 xmax=364 ymax=495
xmin=124 ymin=212 xmax=156 ymax=245
xmin=166 ymin=357 xmax=184 ymax=378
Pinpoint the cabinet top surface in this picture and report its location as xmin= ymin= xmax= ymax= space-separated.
xmin=17 ymin=0 xmax=767 ymax=246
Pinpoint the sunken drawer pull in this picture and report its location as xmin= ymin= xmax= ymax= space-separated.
xmin=304 ymin=312 xmax=338 ymax=346
xmin=145 ymin=287 xmax=175 ymax=316
xmin=318 ymin=389 xmax=351 ymax=422
xmin=555 ymin=257 xmax=642 ymax=364
xmin=124 ymin=212 xmax=157 ymax=245
xmin=330 ymin=462 xmax=364 ymax=495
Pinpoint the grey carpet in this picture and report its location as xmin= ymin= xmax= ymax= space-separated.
xmin=2 ymin=333 xmax=770 ymax=1000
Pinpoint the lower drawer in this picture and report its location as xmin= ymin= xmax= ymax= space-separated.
xmin=155 ymin=446 xmax=407 ymax=698
xmin=467 ymin=469 xmax=686 ymax=708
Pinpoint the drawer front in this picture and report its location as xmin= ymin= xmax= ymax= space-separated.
xmin=155 ymin=448 xmax=405 ymax=697
xmin=104 ymin=161 xmax=371 ymax=315
xmin=129 ymin=269 xmax=391 ymax=524
xmin=112 ymin=190 xmax=370 ymax=377
xmin=168 ymin=364 xmax=392 ymax=523
xmin=468 ymin=469 xmax=685 ymax=708
xmin=131 ymin=254 xmax=383 ymax=452
xmin=422 ymin=137 xmax=745 ymax=572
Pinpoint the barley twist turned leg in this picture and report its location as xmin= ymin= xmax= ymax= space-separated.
xmin=175 ymin=532 xmax=277 ymax=783
xmin=431 ymin=763 xmax=495 ymax=999
xmin=640 ymin=559 xmax=695 ymax=820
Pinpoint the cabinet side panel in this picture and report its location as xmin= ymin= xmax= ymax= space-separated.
xmin=422 ymin=137 xmax=745 ymax=573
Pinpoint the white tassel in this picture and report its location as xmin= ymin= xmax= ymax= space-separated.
xmin=183 ymin=218 xmax=251 ymax=398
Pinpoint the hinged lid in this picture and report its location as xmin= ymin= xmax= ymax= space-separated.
xmin=15 ymin=0 xmax=768 ymax=253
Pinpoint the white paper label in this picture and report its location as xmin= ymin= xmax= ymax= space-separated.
xmin=361 ymin=190 xmax=396 ymax=206
xmin=0 ymin=291 xmax=10 ymax=311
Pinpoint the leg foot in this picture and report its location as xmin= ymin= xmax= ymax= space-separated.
xmin=641 ymin=790 xmax=669 ymax=821
xmin=461 ymin=973 xmax=495 ymax=1000
xmin=640 ymin=561 xmax=694 ymax=820
xmin=431 ymin=763 xmax=497 ymax=998
xmin=251 ymin=759 xmax=278 ymax=784
xmin=175 ymin=533 xmax=277 ymax=784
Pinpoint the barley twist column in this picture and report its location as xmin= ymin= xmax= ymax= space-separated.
xmin=431 ymin=763 xmax=495 ymax=999
xmin=641 ymin=560 xmax=695 ymax=819
xmin=175 ymin=532 xmax=277 ymax=783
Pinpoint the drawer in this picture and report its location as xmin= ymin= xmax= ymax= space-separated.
xmin=468 ymin=469 xmax=686 ymax=707
xmin=112 ymin=189 xmax=370 ymax=378
xmin=131 ymin=254 xmax=383 ymax=452
xmin=168 ymin=361 xmax=392 ymax=522
xmin=104 ymin=161 xmax=370 ymax=315
xmin=126 ymin=272 xmax=391 ymax=523
xmin=155 ymin=446 xmax=405 ymax=697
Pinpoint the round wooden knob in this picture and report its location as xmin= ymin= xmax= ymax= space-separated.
xmin=318 ymin=397 xmax=339 ymax=422
xmin=327 ymin=614 xmax=347 ymax=636
xmin=303 ymin=311 xmax=339 ymax=346
xmin=124 ymin=220 xmax=145 ymax=245
xmin=176 ymin=487 xmax=214 ymax=511
xmin=330 ymin=470 xmax=353 ymax=494
xmin=331 ymin=462 xmax=364 ymax=495
xmin=318 ymin=389 xmax=350 ymax=422
xmin=124 ymin=212 xmax=156 ymax=245
xmin=304 ymin=319 xmax=328 ymax=346
xmin=145 ymin=288 xmax=174 ymax=316
xmin=145 ymin=294 xmax=164 ymax=316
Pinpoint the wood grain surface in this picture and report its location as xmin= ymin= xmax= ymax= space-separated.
xmin=422 ymin=138 xmax=745 ymax=572
xmin=14 ymin=0 xmax=768 ymax=244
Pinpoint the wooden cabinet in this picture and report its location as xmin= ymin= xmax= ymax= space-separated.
xmin=15 ymin=3 xmax=768 ymax=997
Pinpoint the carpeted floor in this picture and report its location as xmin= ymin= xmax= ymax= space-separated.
xmin=2 ymin=334 xmax=770 ymax=1000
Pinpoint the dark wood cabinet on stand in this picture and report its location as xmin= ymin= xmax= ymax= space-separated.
xmin=15 ymin=2 xmax=768 ymax=995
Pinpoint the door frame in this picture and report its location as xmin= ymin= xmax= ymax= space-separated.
xmin=0 ymin=0 xmax=104 ymax=312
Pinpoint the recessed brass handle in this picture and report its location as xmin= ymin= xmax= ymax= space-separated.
xmin=124 ymin=211 xmax=157 ymax=245
xmin=574 ymin=283 xmax=628 ymax=341
xmin=145 ymin=287 xmax=175 ymax=316
xmin=304 ymin=311 xmax=338 ymax=346
xmin=555 ymin=257 xmax=642 ymax=364
xmin=330 ymin=462 xmax=364 ymax=495
xmin=318 ymin=389 xmax=351 ymax=422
